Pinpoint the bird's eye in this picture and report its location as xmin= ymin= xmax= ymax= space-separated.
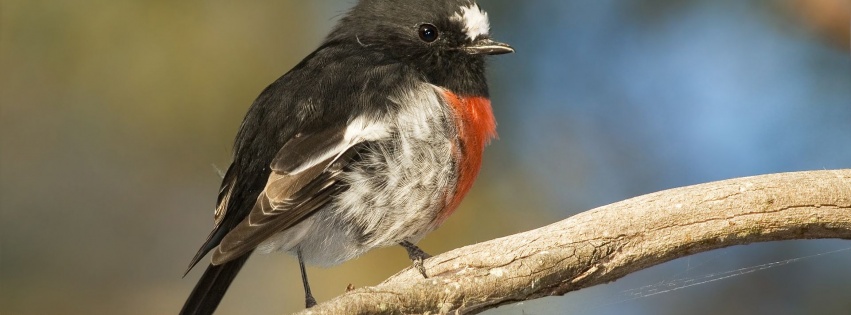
xmin=418 ymin=24 xmax=439 ymax=43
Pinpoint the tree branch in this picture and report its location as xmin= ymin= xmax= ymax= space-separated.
xmin=297 ymin=169 xmax=851 ymax=315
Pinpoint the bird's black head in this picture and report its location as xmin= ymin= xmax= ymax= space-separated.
xmin=325 ymin=0 xmax=513 ymax=96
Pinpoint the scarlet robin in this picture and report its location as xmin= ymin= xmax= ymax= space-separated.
xmin=181 ymin=1 xmax=513 ymax=314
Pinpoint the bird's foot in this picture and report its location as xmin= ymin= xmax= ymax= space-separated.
xmin=400 ymin=241 xmax=432 ymax=278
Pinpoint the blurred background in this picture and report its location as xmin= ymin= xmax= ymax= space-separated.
xmin=1 ymin=0 xmax=850 ymax=314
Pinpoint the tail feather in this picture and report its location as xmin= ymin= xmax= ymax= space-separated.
xmin=180 ymin=253 xmax=252 ymax=315
xmin=183 ymin=226 xmax=233 ymax=277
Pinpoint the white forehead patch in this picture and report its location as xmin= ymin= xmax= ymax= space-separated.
xmin=450 ymin=3 xmax=490 ymax=40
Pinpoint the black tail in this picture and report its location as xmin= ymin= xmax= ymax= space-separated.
xmin=180 ymin=253 xmax=252 ymax=315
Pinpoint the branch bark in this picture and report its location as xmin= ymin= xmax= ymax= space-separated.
xmin=297 ymin=169 xmax=851 ymax=315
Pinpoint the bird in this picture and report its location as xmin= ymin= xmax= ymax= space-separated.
xmin=180 ymin=1 xmax=513 ymax=314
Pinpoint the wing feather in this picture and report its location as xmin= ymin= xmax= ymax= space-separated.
xmin=271 ymin=127 xmax=345 ymax=174
xmin=210 ymin=119 xmax=385 ymax=265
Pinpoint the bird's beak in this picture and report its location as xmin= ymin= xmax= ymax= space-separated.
xmin=463 ymin=38 xmax=515 ymax=55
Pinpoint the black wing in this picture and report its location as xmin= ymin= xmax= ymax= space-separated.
xmin=211 ymin=125 xmax=362 ymax=264
xmin=179 ymin=125 xmax=371 ymax=315
xmin=183 ymin=125 xmax=355 ymax=270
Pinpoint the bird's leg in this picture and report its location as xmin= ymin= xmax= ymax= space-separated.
xmin=297 ymin=249 xmax=317 ymax=308
xmin=400 ymin=241 xmax=431 ymax=278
